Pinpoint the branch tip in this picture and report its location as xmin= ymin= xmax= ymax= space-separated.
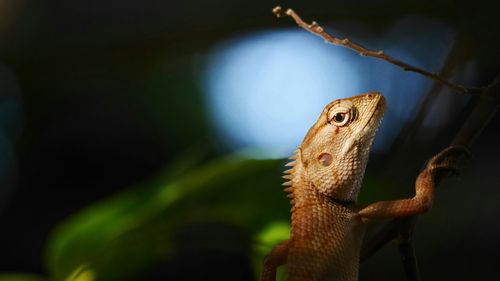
xmin=272 ymin=6 xmax=283 ymax=18
xmin=272 ymin=6 xmax=492 ymax=97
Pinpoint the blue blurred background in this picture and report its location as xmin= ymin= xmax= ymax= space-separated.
xmin=0 ymin=1 xmax=499 ymax=281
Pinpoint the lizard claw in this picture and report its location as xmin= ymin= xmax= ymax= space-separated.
xmin=430 ymin=162 xmax=461 ymax=177
xmin=428 ymin=145 xmax=470 ymax=164
xmin=426 ymin=145 xmax=470 ymax=177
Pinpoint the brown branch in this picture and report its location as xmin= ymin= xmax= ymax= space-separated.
xmin=398 ymin=239 xmax=420 ymax=281
xmin=388 ymin=40 xmax=465 ymax=155
xmin=361 ymin=74 xmax=499 ymax=278
xmin=272 ymin=6 xmax=488 ymax=98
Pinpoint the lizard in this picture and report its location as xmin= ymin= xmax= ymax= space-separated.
xmin=261 ymin=92 xmax=464 ymax=281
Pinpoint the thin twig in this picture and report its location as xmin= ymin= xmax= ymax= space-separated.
xmin=272 ymin=6 xmax=487 ymax=98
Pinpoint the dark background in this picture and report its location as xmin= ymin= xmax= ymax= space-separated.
xmin=0 ymin=1 xmax=499 ymax=280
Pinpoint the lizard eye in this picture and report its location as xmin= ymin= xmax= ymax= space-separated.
xmin=328 ymin=107 xmax=351 ymax=127
xmin=333 ymin=112 xmax=346 ymax=123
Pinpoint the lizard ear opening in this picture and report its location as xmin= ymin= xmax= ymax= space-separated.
xmin=318 ymin=152 xmax=333 ymax=166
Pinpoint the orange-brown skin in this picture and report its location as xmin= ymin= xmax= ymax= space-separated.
xmin=262 ymin=93 xmax=454 ymax=281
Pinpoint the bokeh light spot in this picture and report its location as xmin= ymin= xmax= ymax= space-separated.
xmin=203 ymin=18 xmax=454 ymax=158
xmin=203 ymin=30 xmax=361 ymax=158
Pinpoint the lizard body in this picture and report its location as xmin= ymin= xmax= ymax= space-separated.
xmin=262 ymin=92 xmax=457 ymax=281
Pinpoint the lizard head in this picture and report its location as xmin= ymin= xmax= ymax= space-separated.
xmin=298 ymin=92 xmax=386 ymax=202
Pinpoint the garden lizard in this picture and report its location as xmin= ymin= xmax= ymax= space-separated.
xmin=261 ymin=92 xmax=462 ymax=281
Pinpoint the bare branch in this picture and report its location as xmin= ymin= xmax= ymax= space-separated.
xmin=272 ymin=6 xmax=487 ymax=98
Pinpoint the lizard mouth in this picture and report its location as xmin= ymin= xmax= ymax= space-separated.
xmin=361 ymin=94 xmax=386 ymax=134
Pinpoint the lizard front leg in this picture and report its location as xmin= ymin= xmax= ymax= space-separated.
xmin=261 ymin=240 xmax=290 ymax=281
xmin=358 ymin=146 xmax=468 ymax=219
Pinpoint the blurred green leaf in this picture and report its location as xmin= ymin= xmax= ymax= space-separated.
xmin=45 ymin=153 xmax=289 ymax=281
xmin=253 ymin=221 xmax=291 ymax=281
xmin=0 ymin=274 xmax=47 ymax=281
xmin=63 ymin=265 xmax=96 ymax=281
